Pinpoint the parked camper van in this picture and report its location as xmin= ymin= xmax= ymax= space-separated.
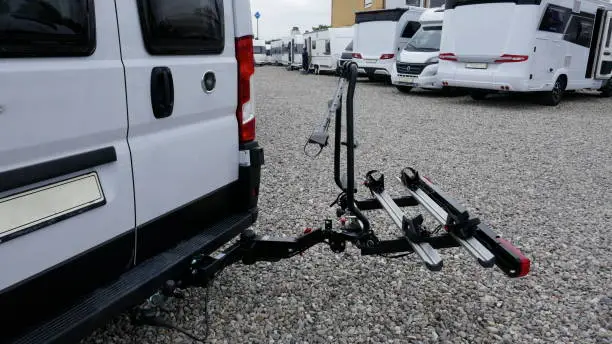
xmin=438 ymin=0 xmax=612 ymax=105
xmin=253 ymin=39 xmax=267 ymax=66
xmin=271 ymin=39 xmax=283 ymax=65
xmin=0 ymin=0 xmax=262 ymax=342
xmin=352 ymin=7 xmax=425 ymax=81
xmin=305 ymin=27 xmax=354 ymax=74
xmin=391 ymin=8 xmax=445 ymax=93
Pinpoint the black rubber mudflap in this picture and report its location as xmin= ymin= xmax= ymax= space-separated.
xmin=11 ymin=212 xmax=255 ymax=344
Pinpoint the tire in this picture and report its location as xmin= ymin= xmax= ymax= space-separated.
xmin=470 ymin=90 xmax=488 ymax=100
xmin=396 ymin=85 xmax=412 ymax=93
xmin=539 ymin=76 xmax=566 ymax=106
xmin=599 ymin=79 xmax=612 ymax=98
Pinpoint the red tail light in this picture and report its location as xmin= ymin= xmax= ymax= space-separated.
xmin=439 ymin=53 xmax=457 ymax=61
xmin=236 ymin=35 xmax=256 ymax=143
xmin=352 ymin=53 xmax=363 ymax=59
xmin=494 ymin=54 xmax=528 ymax=63
xmin=380 ymin=53 xmax=395 ymax=60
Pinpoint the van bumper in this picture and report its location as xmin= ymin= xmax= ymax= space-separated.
xmin=438 ymin=62 xmax=531 ymax=92
xmin=391 ymin=63 xmax=442 ymax=89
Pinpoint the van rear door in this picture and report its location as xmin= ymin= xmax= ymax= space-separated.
xmin=0 ymin=0 xmax=135 ymax=338
xmin=596 ymin=11 xmax=612 ymax=79
xmin=115 ymin=0 xmax=239 ymax=261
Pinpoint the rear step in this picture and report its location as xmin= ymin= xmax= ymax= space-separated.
xmin=11 ymin=211 xmax=256 ymax=344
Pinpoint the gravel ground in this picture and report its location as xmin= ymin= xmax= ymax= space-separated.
xmin=84 ymin=67 xmax=611 ymax=344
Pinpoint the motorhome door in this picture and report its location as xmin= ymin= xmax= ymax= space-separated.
xmin=596 ymin=11 xmax=612 ymax=79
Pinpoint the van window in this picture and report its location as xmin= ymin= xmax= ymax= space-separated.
xmin=446 ymin=0 xmax=540 ymax=9
xmin=404 ymin=26 xmax=442 ymax=52
xmin=429 ymin=0 xmax=446 ymax=7
xmin=563 ymin=14 xmax=594 ymax=48
xmin=253 ymin=46 xmax=265 ymax=54
xmin=401 ymin=21 xmax=421 ymax=38
xmin=137 ymin=0 xmax=224 ymax=55
xmin=345 ymin=41 xmax=353 ymax=52
xmin=538 ymin=4 xmax=571 ymax=34
xmin=312 ymin=40 xmax=316 ymax=49
xmin=0 ymin=0 xmax=95 ymax=57
xmin=325 ymin=40 xmax=331 ymax=55
xmin=406 ymin=0 xmax=421 ymax=5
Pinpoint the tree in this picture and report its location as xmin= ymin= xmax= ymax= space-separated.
xmin=312 ymin=24 xmax=331 ymax=31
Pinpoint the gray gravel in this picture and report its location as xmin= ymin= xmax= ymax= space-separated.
xmin=84 ymin=67 xmax=612 ymax=344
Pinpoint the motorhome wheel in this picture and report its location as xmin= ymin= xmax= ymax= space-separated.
xmin=396 ymin=85 xmax=412 ymax=93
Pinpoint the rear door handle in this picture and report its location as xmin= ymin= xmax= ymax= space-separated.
xmin=150 ymin=66 xmax=174 ymax=119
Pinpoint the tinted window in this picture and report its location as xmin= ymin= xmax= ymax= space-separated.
xmin=137 ymin=0 xmax=224 ymax=55
xmin=0 ymin=0 xmax=94 ymax=57
xmin=345 ymin=41 xmax=353 ymax=51
xmin=253 ymin=46 xmax=265 ymax=54
xmin=406 ymin=0 xmax=421 ymax=5
xmin=446 ymin=0 xmax=540 ymax=10
xmin=325 ymin=40 xmax=331 ymax=55
xmin=401 ymin=21 xmax=421 ymax=38
xmin=355 ymin=8 xmax=408 ymax=23
xmin=429 ymin=0 xmax=446 ymax=7
xmin=538 ymin=4 xmax=570 ymax=33
xmin=564 ymin=14 xmax=594 ymax=48
xmin=606 ymin=20 xmax=612 ymax=48
xmin=312 ymin=40 xmax=316 ymax=49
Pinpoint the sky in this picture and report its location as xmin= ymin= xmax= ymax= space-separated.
xmin=249 ymin=0 xmax=332 ymax=41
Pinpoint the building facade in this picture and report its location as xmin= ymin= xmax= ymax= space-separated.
xmin=331 ymin=0 xmax=445 ymax=27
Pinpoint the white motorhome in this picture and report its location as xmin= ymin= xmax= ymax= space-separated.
xmin=437 ymin=0 xmax=612 ymax=105
xmin=304 ymin=27 xmax=354 ymax=74
xmin=271 ymin=39 xmax=283 ymax=65
xmin=253 ymin=39 xmax=267 ymax=66
xmin=391 ymin=8 xmax=446 ymax=93
xmin=352 ymin=7 xmax=426 ymax=81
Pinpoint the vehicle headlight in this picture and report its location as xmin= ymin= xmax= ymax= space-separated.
xmin=425 ymin=56 xmax=439 ymax=65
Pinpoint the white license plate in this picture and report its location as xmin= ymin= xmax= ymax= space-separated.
xmin=398 ymin=76 xmax=416 ymax=84
xmin=0 ymin=172 xmax=105 ymax=241
xmin=365 ymin=59 xmax=378 ymax=64
xmin=465 ymin=63 xmax=488 ymax=69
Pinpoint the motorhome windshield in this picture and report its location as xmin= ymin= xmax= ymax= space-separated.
xmin=403 ymin=26 xmax=442 ymax=52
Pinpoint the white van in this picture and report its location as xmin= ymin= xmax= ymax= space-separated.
xmin=0 ymin=0 xmax=263 ymax=342
xmin=253 ymin=39 xmax=267 ymax=66
xmin=437 ymin=0 xmax=612 ymax=105
xmin=304 ymin=27 xmax=354 ymax=74
xmin=352 ymin=7 xmax=425 ymax=81
xmin=391 ymin=8 xmax=445 ymax=93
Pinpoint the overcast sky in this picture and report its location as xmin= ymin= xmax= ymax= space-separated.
xmin=249 ymin=0 xmax=332 ymax=40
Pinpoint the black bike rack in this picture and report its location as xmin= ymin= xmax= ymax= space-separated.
xmin=182 ymin=62 xmax=531 ymax=292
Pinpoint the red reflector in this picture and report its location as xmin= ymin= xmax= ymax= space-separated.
xmin=352 ymin=53 xmax=363 ymax=59
xmin=497 ymin=238 xmax=531 ymax=277
xmin=304 ymin=227 xmax=313 ymax=234
xmin=380 ymin=53 xmax=395 ymax=60
xmin=439 ymin=53 xmax=457 ymax=61
xmin=235 ymin=35 xmax=256 ymax=143
xmin=494 ymin=54 xmax=528 ymax=63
